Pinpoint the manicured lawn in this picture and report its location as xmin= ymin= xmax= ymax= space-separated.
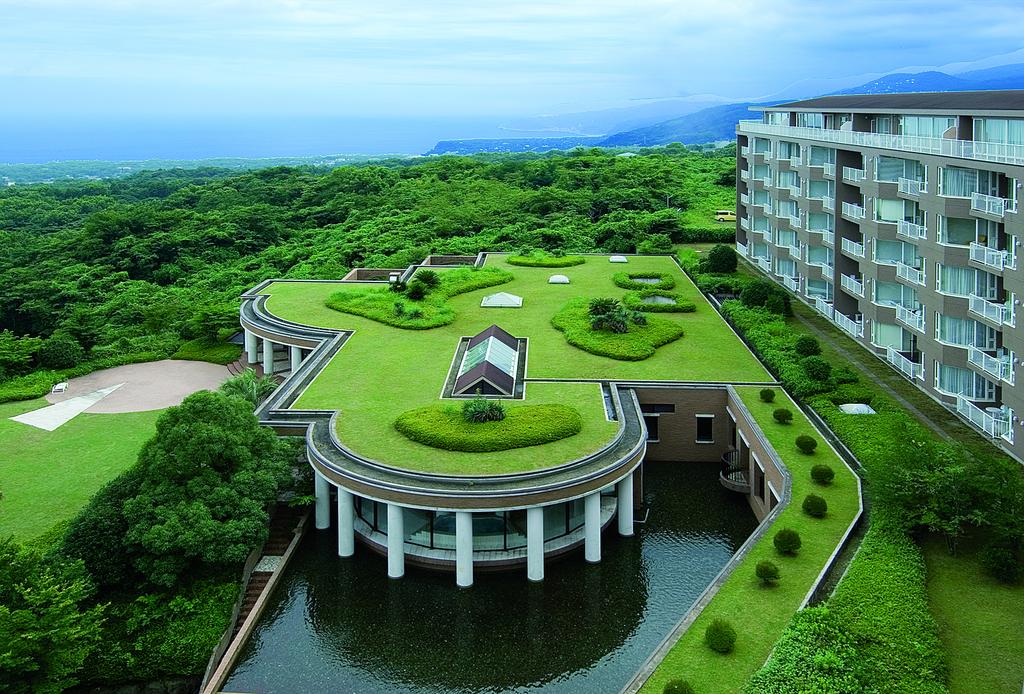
xmin=258 ymin=255 xmax=770 ymax=475
xmin=923 ymin=534 xmax=1024 ymax=694
xmin=639 ymin=386 xmax=861 ymax=693
xmin=0 ymin=399 xmax=160 ymax=540
xmin=172 ymin=337 xmax=243 ymax=365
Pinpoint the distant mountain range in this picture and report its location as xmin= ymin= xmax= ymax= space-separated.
xmin=428 ymin=63 xmax=1024 ymax=155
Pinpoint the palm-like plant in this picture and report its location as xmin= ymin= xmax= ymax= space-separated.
xmin=219 ymin=368 xmax=278 ymax=408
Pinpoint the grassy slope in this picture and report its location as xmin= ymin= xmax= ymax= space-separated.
xmin=0 ymin=399 xmax=159 ymax=540
xmin=640 ymin=386 xmax=860 ymax=693
xmin=261 ymin=255 xmax=769 ymax=475
xmin=923 ymin=535 xmax=1024 ymax=694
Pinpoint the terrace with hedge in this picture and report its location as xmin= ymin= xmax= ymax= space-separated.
xmin=254 ymin=253 xmax=770 ymax=475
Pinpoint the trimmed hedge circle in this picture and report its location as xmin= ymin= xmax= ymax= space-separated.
xmin=622 ymin=289 xmax=697 ymax=314
xmin=612 ymin=271 xmax=676 ymax=291
xmin=394 ymin=403 xmax=583 ymax=453
xmin=507 ymin=253 xmax=585 ymax=268
xmin=551 ymin=297 xmax=684 ymax=361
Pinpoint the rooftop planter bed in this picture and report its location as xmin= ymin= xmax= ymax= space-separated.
xmin=394 ymin=403 xmax=583 ymax=453
xmin=622 ymin=289 xmax=697 ymax=314
xmin=325 ymin=266 xmax=512 ymax=329
xmin=550 ymin=297 xmax=685 ymax=361
xmin=613 ymin=271 xmax=676 ymax=292
xmin=507 ymin=252 xmax=585 ymax=268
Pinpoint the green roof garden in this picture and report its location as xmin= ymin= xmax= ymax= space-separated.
xmin=256 ymin=254 xmax=771 ymax=475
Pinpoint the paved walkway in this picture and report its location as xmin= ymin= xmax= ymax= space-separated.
xmin=44 ymin=359 xmax=230 ymax=414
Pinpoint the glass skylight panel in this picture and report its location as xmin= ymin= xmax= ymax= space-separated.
xmin=485 ymin=339 xmax=517 ymax=376
xmin=460 ymin=342 xmax=489 ymax=374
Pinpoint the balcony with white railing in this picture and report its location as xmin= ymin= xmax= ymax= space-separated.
xmin=842 ymin=166 xmax=866 ymax=183
xmin=896 ymin=261 xmax=925 ymax=286
xmin=740 ymin=169 xmax=750 ymax=181
xmin=814 ymin=297 xmax=834 ymax=320
xmin=834 ymin=311 xmax=864 ymax=338
xmin=821 ymin=195 xmax=835 ymax=209
xmin=971 ymin=192 xmax=1016 ymax=218
xmin=782 ymin=275 xmax=801 ymax=293
xmin=740 ymin=192 xmax=749 ymax=205
xmin=897 ymin=177 xmax=925 ymax=197
xmin=753 ymin=256 xmax=771 ymax=273
xmin=785 ymin=185 xmax=801 ymax=198
xmin=896 ymin=304 xmax=925 ymax=333
xmin=886 ymin=346 xmax=924 ymax=380
xmin=787 ymin=214 xmax=802 ymax=229
xmin=823 ymin=162 xmax=836 ymax=178
xmin=736 ymin=241 xmax=747 ymax=257
xmin=820 ymin=229 xmax=835 ymax=246
xmin=968 ymin=294 xmax=1014 ymax=326
xmin=897 ymin=219 xmax=927 ymax=240
xmin=741 ymin=146 xmax=749 ymax=157
xmin=841 ymin=201 xmax=866 ymax=220
xmin=737 ymin=120 xmax=1024 ymax=167
xmin=969 ymin=242 xmax=1014 ymax=271
xmin=968 ymin=346 xmax=1015 ymax=385
xmin=740 ymin=217 xmax=750 ymax=231
xmin=840 ymin=237 xmax=865 ymax=258
xmin=840 ymin=273 xmax=864 ymax=297
xmin=956 ymin=396 xmax=1013 ymax=442
xmin=786 ymin=244 xmax=802 ymax=260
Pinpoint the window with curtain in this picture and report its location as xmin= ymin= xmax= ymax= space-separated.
xmin=936 ymin=314 xmax=994 ymax=348
xmin=753 ymin=216 xmax=771 ymax=231
xmin=797 ymin=112 xmax=824 ymax=128
xmin=767 ymin=112 xmax=788 ymax=125
xmin=808 ymin=146 xmax=835 ymax=165
xmin=936 ymin=264 xmax=976 ymax=296
xmin=807 ymin=212 xmax=833 ymax=232
xmin=936 ymin=364 xmax=995 ymax=399
xmin=776 ymin=229 xmax=797 ymax=247
xmin=778 ymin=170 xmax=800 ymax=189
xmin=753 ymin=138 xmax=772 ymax=153
xmin=808 ymin=179 xmax=834 ymax=199
xmin=872 ymin=321 xmax=910 ymax=350
xmin=871 ymin=116 xmax=894 ymax=134
xmin=875 ymin=198 xmax=904 ymax=223
xmin=778 ymin=141 xmax=801 ymax=159
xmin=777 ymin=199 xmax=798 ymax=218
xmin=974 ymin=118 xmax=1024 ymax=145
xmin=806 ymin=278 xmax=832 ymax=300
xmin=874 ymin=281 xmax=915 ymax=308
xmin=900 ymin=115 xmax=956 ymax=137
xmin=753 ymin=164 xmax=770 ymax=180
xmin=776 ymin=258 xmax=796 ymax=277
xmin=752 ymin=190 xmax=771 ymax=205
xmin=938 ymin=216 xmax=976 ymax=246
xmin=807 ymin=246 xmax=833 ymax=266
xmin=941 ymin=166 xmax=979 ymax=197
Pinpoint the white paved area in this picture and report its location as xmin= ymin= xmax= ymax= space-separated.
xmin=11 ymin=384 xmax=124 ymax=431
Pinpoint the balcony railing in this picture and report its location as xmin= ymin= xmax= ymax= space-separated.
xmin=822 ymin=230 xmax=835 ymax=246
xmin=736 ymin=241 xmax=747 ymax=257
xmin=737 ymin=120 xmax=1024 ymax=167
xmin=897 ymin=219 xmax=927 ymax=240
xmin=740 ymin=192 xmax=749 ymax=205
xmin=842 ymin=166 xmax=866 ymax=183
xmin=821 ymin=195 xmax=835 ymax=209
xmin=787 ymin=214 xmax=802 ymax=229
xmin=840 ymin=273 xmax=864 ymax=297
xmin=897 ymin=177 xmax=925 ymax=197
xmin=896 ymin=304 xmax=925 ymax=333
xmin=841 ymin=201 xmax=866 ymax=220
xmin=969 ymin=242 xmax=1014 ymax=271
xmin=740 ymin=146 xmax=749 ymax=157
xmin=785 ymin=185 xmax=801 ymax=198
xmin=814 ymin=297 xmax=834 ymax=320
xmin=753 ymin=256 xmax=771 ymax=273
xmin=786 ymin=244 xmax=802 ymax=260
xmin=740 ymin=169 xmax=750 ymax=181
xmin=971 ymin=191 xmax=1016 ymax=218
xmin=740 ymin=217 xmax=750 ymax=231
xmin=956 ymin=396 xmax=1013 ymax=442
xmin=782 ymin=275 xmax=801 ymax=293
xmin=886 ymin=346 xmax=924 ymax=381
xmin=841 ymin=238 xmax=864 ymax=258
xmin=823 ymin=162 xmax=836 ymax=177
xmin=968 ymin=293 xmax=1014 ymax=326
xmin=834 ymin=311 xmax=864 ymax=338
xmin=895 ymin=261 xmax=925 ymax=286
xmin=968 ymin=346 xmax=1015 ymax=385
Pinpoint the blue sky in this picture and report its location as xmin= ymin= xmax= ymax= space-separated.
xmin=3 ymin=0 xmax=1024 ymax=120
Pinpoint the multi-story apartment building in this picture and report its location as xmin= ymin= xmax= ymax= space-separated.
xmin=735 ymin=91 xmax=1024 ymax=461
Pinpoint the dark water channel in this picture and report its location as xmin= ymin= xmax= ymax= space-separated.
xmin=224 ymin=461 xmax=757 ymax=693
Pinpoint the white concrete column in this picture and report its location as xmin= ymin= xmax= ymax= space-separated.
xmin=526 ymin=506 xmax=544 ymax=582
xmin=584 ymin=492 xmax=601 ymax=563
xmin=290 ymin=345 xmax=302 ymax=373
xmin=387 ymin=504 xmax=405 ymax=579
xmin=617 ymin=472 xmax=635 ymax=537
xmin=244 ymin=329 xmax=257 ymax=365
xmin=314 ymin=470 xmax=330 ymax=530
xmin=262 ymin=339 xmax=274 ymax=375
xmin=455 ymin=511 xmax=474 ymax=588
xmin=337 ymin=487 xmax=355 ymax=557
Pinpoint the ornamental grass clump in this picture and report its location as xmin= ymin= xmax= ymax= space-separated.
xmin=811 ymin=464 xmax=835 ymax=486
xmin=802 ymin=494 xmax=828 ymax=518
xmin=773 ymin=408 xmax=793 ymax=425
xmin=774 ymin=528 xmax=802 ymax=555
xmin=759 ymin=388 xmax=776 ymax=403
xmin=704 ymin=618 xmax=737 ymax=654
xmin=795 ymin=434 xmax=818 ymax=454
xmin=462 ymin=394 xmax=506 ymax=423
xmin=756 ymin=560 xmax=780 ymax=586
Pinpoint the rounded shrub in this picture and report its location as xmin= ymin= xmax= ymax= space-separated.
xmin=764 ymin=292 xmax=787 ymax=315
xmin=759 ymin=388 xmax=776 ymax=403
xmin=811 ymin=464 xmax=835 ymax=485
xmin=705 ymin=243 xmax=737 ymax=273
xmin=663 ymin=680 xmax=695 ymax=694
xmin=756 ymin=560 xmax=780 ymax=586
xmin=37 ymin=333 xmax=85 ymax=370
xmin=415 ymin=269 xmax=440 ymax=287
xmin=795 ymin=434 xmax=817 ymax=454
xmin=794 ymin=335 xmax=821 ymax=357
xmin=704 ymin=618 xmax=737 ymax=654
xmin=802 ymin=494 xmax=828 ymax=518
xmin=405 ymin=280 xmax=428 ymax=301
xmin=802 ymin=355 xmax=832 ymax=382
xmin=774 ymin=528 xmax=802 ymax=555
xmin=773 ymin=408 xmax=793 ymax=425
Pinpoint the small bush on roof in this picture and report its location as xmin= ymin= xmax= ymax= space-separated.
xmin=662 ymin=679 xmax=695 ymax=694
xmin=415 ymin=269 xmax=440 ymax=287
xmin=395 ymin=403 xmax=582 ymax=452
xmin=462 ymin=394 xmax=506 ymax=423
xmin=774 ymin=528 xmax=802 ymax=555
xmin=794 ymin=335 xmax=821 ymax=356
xmin=802 ymin=494 xmax=828 ymax=518
xmin=811 ymin=464 xmax=835 ymax=485
xmin=705 ymin=618 xmax=737 ymax=654
xmin=759 ymin=388 xmax=776 ymax=403
xmin=773 ymin=408 xmax=793 ymax=424
xmin=612 ymin=272 xmax=676 ymax=291
xmin=507 ymin=250 xmax=585 ymax=267
xmin=795 ymin=434 xmax=817 ymax=454
xmin=756 ymin=560 xmax=780 ymax=586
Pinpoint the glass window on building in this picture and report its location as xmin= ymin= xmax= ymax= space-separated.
xmin=872 ymin=321 xmax=912 ymax=350
xmin=752 ymin=189 xmax=771 ymax=206
xmin=644 ymin=415 xmax=660 ymax=442
xmin=938 ymin=166 xmax=1001 ymax=198
xmin=807 ymin=246 xmax=832 ymax=267
xmin=753 ymin=216 xmax=772 ymax=232
xmin=767 ymin=112 xmax=788 ymax=126
xmin=796 ymin=112 xmax=824 ymax=129
xmin=776 ymin=257 xmax=797 ymax=277
xmin=808 ymin=146 xmax=836 ymax=165
xmin=938 ymin=216 xmax=977 ymax=246
xmin=900 ymin=115 xmax=956 ymax=137
xmin=936 ymin=364 xmax=996 ymax=400
xmin=935 ymin=264 xmax=977 ymax=297
xmin=806 ymin=278 xmax=833 ymax=301
xmin=775 ymin=229 xmax=797 ymax=248
xmin=974 ymin=118 xmax=1024 ymax=145
xmin=807 ymin=179 xmax=834 ymax=200
xmin=778 ymin=170 xmax=800 ymax=189
xmin=752 ymin=164 xmax=770 ymax=180
xmin=695 ymin=415 xmax=715 ymax=443
xmin=807 ymin=211 xmax=834 ymax=232
xmin=875 ymin=198 xmax=921 ymax=224
xmin=936 ymin=314 xmax=996 ymax=349
xmin=876 ymin=155 xmax=926 ymax=182
xmin=752 ymin=456 xmax=766 ymax=501
xmin=871 ymin=116 xmax=894 ymax=134
xmin=875 ymin=239 xmax=918 ymax=265
xmin=776 ymin=199 xmax=798 ymax=219
xmin=875 ymin=280 xmax=916 ymax=309
xmin=977 ymin=219 xmax=999 ymax=247
xmin=778 ymin=141 xmax=801 ymax=160
xmin=753 ymin=137 xmax=772 ymax=153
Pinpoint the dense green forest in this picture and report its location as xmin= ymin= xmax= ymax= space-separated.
xmin=0 ymin=146 xmax=735 ymax=392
